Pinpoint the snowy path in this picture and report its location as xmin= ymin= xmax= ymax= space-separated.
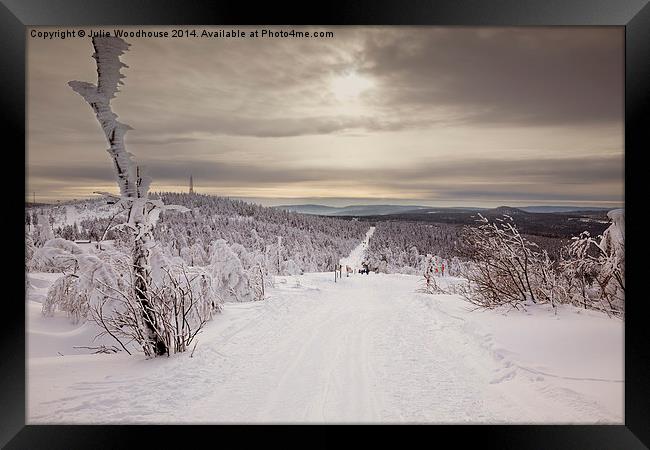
xmin=27 ymin=232 xmax=623 ymax=424
xmin=339 ymin=226 xmax=374 ymax=270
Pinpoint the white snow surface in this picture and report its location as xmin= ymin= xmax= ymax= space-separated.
xmin=340 ymin=226 xmax=374 ymax=270
xmin=27 ymin=230 xmax=623 ymax=424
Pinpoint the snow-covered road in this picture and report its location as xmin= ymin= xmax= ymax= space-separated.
xmin=27 ymin=229 xmax=623 ymax=423
xmin=339 ymin=226 xmax=374 ymax=271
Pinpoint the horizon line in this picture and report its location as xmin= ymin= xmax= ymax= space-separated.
xmin=24 ymin=191 xmax=624 ymax=210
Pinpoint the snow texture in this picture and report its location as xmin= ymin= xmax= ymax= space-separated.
xmin=27 ymin=230 xmax=622 ymax=424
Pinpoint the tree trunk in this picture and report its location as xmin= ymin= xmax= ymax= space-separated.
xmin=132 ymin=227 xmax=167 ymax=356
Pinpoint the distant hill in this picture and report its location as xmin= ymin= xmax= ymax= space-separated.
xmin=486 ymin=206 xmax=531 ymax=216
xmin=276 ymin=203 xmax=615 ymax=217
xmin=275 ymin=204 xmax=432 ymax=216
xmin=350 ymin=206 xmax=612 ymax=239
xmin=275 ymin=204 xmax=341 ymax=215
xmin=521 ymin=206 xmax=611 ymax=213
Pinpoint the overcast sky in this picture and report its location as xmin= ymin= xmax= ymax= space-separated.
xmin=27 ymin=26 xmax=624 ymax=207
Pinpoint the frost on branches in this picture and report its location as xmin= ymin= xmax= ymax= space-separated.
xmin=208 ymin=239 xmax=254 ymax=303
xmin=68 ymin=36 xmax=205 ymax=357
xmin=418 ymin=254 xmax=446 ymax=294
xmin=460 ymin=214 xmax=556 ymax=310
xmin=458 ymin=211 xmax=625 ymax=317
xmin=560 ymin=209 xmax=624 ymax=316
xmin=89 ymin=247 xmax=219 ymax=356
xmin=37 ymin=239 xmax=128 ymax=325
xmin=32 ymin=213 xmax=55 ymax=247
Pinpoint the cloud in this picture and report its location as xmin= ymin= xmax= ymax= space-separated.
xmin=26 ymin=26 xmax=624 ymax=205
xmin=359 ymin=27 xmax=623 ymax=126
xmin=29 ymin=153 xmax=623 ymax=191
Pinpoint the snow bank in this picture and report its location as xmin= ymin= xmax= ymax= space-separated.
xmin=422 ymin=282 xmax=623 ymax=419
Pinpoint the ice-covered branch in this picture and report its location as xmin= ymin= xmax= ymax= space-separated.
xmin=68 ymin=36 xmax=186 ymax=357
xmin=68 ymin=37 xmax=150 ymax=198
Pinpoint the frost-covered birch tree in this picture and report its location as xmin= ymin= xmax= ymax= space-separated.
xmin=68 ymin=37 xmax=187 ymax=356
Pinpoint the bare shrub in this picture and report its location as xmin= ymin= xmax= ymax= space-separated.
xmin=459 ymin=214 xmax=555 ymax=310
xmin=418 ymin=255 xmax=447 ymax=294
xmin=92 ymin=263 xmax=220 ymax=357
xmin=458 ymin=211 xmax=624 ymax=317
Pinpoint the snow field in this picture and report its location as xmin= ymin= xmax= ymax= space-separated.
xmin=27 ymin=270 xmax=622 ymax=423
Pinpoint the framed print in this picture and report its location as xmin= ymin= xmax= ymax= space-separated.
xmin=3 ymin=0 xmax=649 ymax=448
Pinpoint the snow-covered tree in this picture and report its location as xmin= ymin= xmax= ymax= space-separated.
xmin=559 ymin=209 xmax=624 ymax=316
xmin=25 ymin=232 xmax=36 ymax=270
xmin=600 ymin=209 xmax=625 ymax=303
xmin=150 ymin=192 xmax=367 ymax=276
xmin=40 ymin=240 xmax=128 ymax=324
xmin=366 ymin=221 xmax=466 ymax=274
xmin=31 ymin=238 xmax=84 ymax=273
xmin=208 ymin=239 xmax=253 ymax=302
xmin=69 ymin=36 xmax=188 ymax=356
xmin=33 ymin=213 xmax=54 ymax=247
xmin=249 ymin=254 xmax=269 ymax=301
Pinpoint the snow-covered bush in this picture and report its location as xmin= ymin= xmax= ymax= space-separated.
xmin=42 ymin=274 xmax=89 ymax=324
xmin=208 ymin=239 xmax=253 ymax=302
xmin=230 ymin=243 xmax=253 ymax=268
xmin=90 ymin=260 xmax=220 ymax=357
xmin=249 ymin=265 xmax=267 ymax=301
xmin=419 ymin=254 xmax=446 ymax=294
xmin=558 ymin=209 xmax=624 ymax=316
xmin=40 ymin=242 xmax=128 ymax=324
xmin=180 ymin=242 xmax=208 ymax=266
xmin=149 ymin=246 xmax=223 ymax=315
xmin=457 ymin=211 xmax=624 ymax=316
xmin=248 ymin=253 xmax=270 ymax=301
xmin=32 ymin=213 xmax=55 ymax=247
xmin=460 ymin=215 xmax=556 ymax=310
xmin=25 ymin=233 xmax=36 ymax=270
xmin=30 ymin=238 xmax=85 ymax=272
xmin=600 ymin=209 xmax=625 ymax=307
xmin=446 ymin=256 xmax=466 ymax=277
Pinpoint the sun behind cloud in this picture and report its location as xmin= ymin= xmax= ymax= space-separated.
xmin=330 ymin=71 xmax=374 ymax=101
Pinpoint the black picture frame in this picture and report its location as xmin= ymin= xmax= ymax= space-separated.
xmin=3 ymin=0 xmax=648 ymax=448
